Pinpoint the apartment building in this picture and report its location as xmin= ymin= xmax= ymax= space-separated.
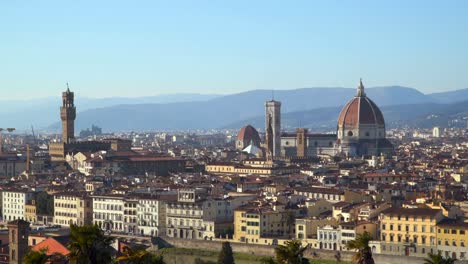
xmin=53 ymin=192 xmax=92 ymax=226
xmin=2 ymin=189 xmax=34 ymax=221
xmin=233 ymin=204 xmax=294 ymax=245
xmin=166 ymin=189 xmax=254 ymax=240
xmin=134 ymin=194 xmax=175 ymax=236
xmin=92 ymin=195 xmax=125 ymax=232
xmin=379 ymin=207 xmax=444 ymax=257
xmin=436 ymin=219 xmax=468 ymax=260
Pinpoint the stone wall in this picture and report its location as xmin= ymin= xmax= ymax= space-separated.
xmin=157 ymin=237 xmax=430 ymax=264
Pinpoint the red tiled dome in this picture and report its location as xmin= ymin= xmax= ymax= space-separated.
xmin=338 ymin=80 xmax=385 ymax=127
xmin=237 ymin=125 xmax=260 ymax=143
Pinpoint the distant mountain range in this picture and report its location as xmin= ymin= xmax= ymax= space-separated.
xmin=2 ymin=86 xmax=468 ymax=132
xmin=226 ymin=100 xmax=468 ymax=130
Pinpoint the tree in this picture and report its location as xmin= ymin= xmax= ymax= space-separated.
xmin=217 ymin=242 xmax=234 ymax=264
xmin=274 ymin=240 xmax=308 ymax=264
xmin=117 ymin=246 xmax=165 ymax=264
xmin=68 ymin=224 xmax=115 ymax=264
xmin=23 ymin=248 xmax=49 ymax=264
xmin=346 ymin=231 xmax=374 ymax=264
xmin=423 ymin=251 xmax=456 ymax=264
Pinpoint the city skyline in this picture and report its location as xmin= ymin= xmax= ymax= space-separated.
xmin=1 ymin=1 xmax=468 ymax=99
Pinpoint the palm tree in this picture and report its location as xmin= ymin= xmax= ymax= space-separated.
xmin=423 ymin=251 xmax=456 ymax=264
xmin=346 ymin=231 xmax=374 ymax=264
xmin=23 ymin=248 xmax=50 ymax=264
xmin=274 ymin=240 xmax=308 ymax=264
xmin=68 ymin=224 xmax=115 ymax=264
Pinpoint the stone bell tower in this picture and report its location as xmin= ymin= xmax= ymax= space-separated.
xmin=60 ymin=84 xmax=76 ymax=144
xmin=8 ymin=220 xmax=30 ymax=264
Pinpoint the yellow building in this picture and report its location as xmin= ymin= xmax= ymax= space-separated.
xmin=53 ymin=192 xmax=93 ymax=226
xmin=436 ymin=219 xmax=468 ymax=260
xmin=25 ymin=201 xmax=37 ymax=224
xmin=379 ymin=207 xmax=444 ymax=257
xmin=233 ymin=205 xmax=293 ymax=245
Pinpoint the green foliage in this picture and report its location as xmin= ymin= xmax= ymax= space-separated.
xmin=346 ymin=232 xmax=374 ymax=264
xmin=23 ymin=248 xmax=50 ymax=264
xmin=117 ymin=246 xmax=165 ymax=264
xmin=423 ymin=251 xmax=456 ymax=264
xmin=67 ymin=224 xmax=115 ymax=264
xmin=217 ymin=242 xmax=235 ymax=264
xmin=274 ymin=240 xmax=308 ymax=264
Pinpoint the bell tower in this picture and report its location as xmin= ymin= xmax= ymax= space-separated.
xmin=8 ymin=220 xmax=30 ymax=264
xmin=265 ymin=100 xmax=281 ymax=158
xmin=60 ymin=84 xmax=76 ymax=144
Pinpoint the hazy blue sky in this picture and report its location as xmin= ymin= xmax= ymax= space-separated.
xmin=1 ymin=0 xmax=467 ymax=99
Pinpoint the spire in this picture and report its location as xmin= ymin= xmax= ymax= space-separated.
xmin=66 ymin=82 xmax=70 ymax=93
xmin=357 ymin=78 xmax=366 ymax=97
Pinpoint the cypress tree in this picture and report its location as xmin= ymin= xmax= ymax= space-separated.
xmin=217 ymin=242 xmax=235 ymax=264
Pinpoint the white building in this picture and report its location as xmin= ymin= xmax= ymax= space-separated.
xmin=433 ymin=127 xmax=441 ymax=138
xmin=135 ymin=194 xmax=174 ymax=237
xmin=317 ymin=225 xmax=340 ymax=251
xmin=2 ymin=189 xmax=33 ymax=221
xmin=92 ymin=195 xmax=125 ymax=232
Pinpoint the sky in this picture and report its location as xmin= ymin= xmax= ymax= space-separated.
xmin=1 ymin=0 xmax=468 ymax=99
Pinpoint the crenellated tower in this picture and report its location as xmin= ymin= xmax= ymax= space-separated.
xmin=60 ymin=84 xmax=76 ymax=144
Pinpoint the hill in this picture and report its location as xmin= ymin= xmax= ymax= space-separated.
xmin=226 ymin=100 xmax=468 ymax=130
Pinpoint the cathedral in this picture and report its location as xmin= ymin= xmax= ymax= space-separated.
xmin=241 ymin=79 xmax=394 ymax=158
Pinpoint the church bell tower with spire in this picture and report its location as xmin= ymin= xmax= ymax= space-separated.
xmin=60 ymin=84 xmax=76 ymax=144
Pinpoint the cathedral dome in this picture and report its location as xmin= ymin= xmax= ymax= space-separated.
xmin=236 ymin=125 xmax=261 ymax=150
xmin=337 ymin=80 xmax=385 ymax=128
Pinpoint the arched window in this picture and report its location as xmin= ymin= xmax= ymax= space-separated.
xmin=347 ymin=131 xmax=353 ymax=137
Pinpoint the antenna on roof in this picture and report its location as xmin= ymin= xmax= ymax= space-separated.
xmin=272 ymin=89 xmax=275 ymax=101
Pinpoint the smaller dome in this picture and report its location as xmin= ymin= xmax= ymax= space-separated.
xmin=237 ymin=125 xmax=260 ymax=144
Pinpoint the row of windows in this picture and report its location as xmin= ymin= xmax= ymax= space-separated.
xmin=94 ymin=203 xmax=123 ymax=211
xmin=385 ymin=215 xmax=434 ymax=221
xmin=55 ymin=212 xmax=77 ymax=218
xmin=439 ymin=228 xmax=466 ymax=235
xmin=319 ymin=232 xmax=338 ymax=241
xmin=382 ymin=223 xmax=434 ymax=233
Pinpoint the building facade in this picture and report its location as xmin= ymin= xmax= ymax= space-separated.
xmin=53 ymin=192 xmax=93 ymax=226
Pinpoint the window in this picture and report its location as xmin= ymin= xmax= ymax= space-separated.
xmin=347 ymin=131 xmax=353 ymax=137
